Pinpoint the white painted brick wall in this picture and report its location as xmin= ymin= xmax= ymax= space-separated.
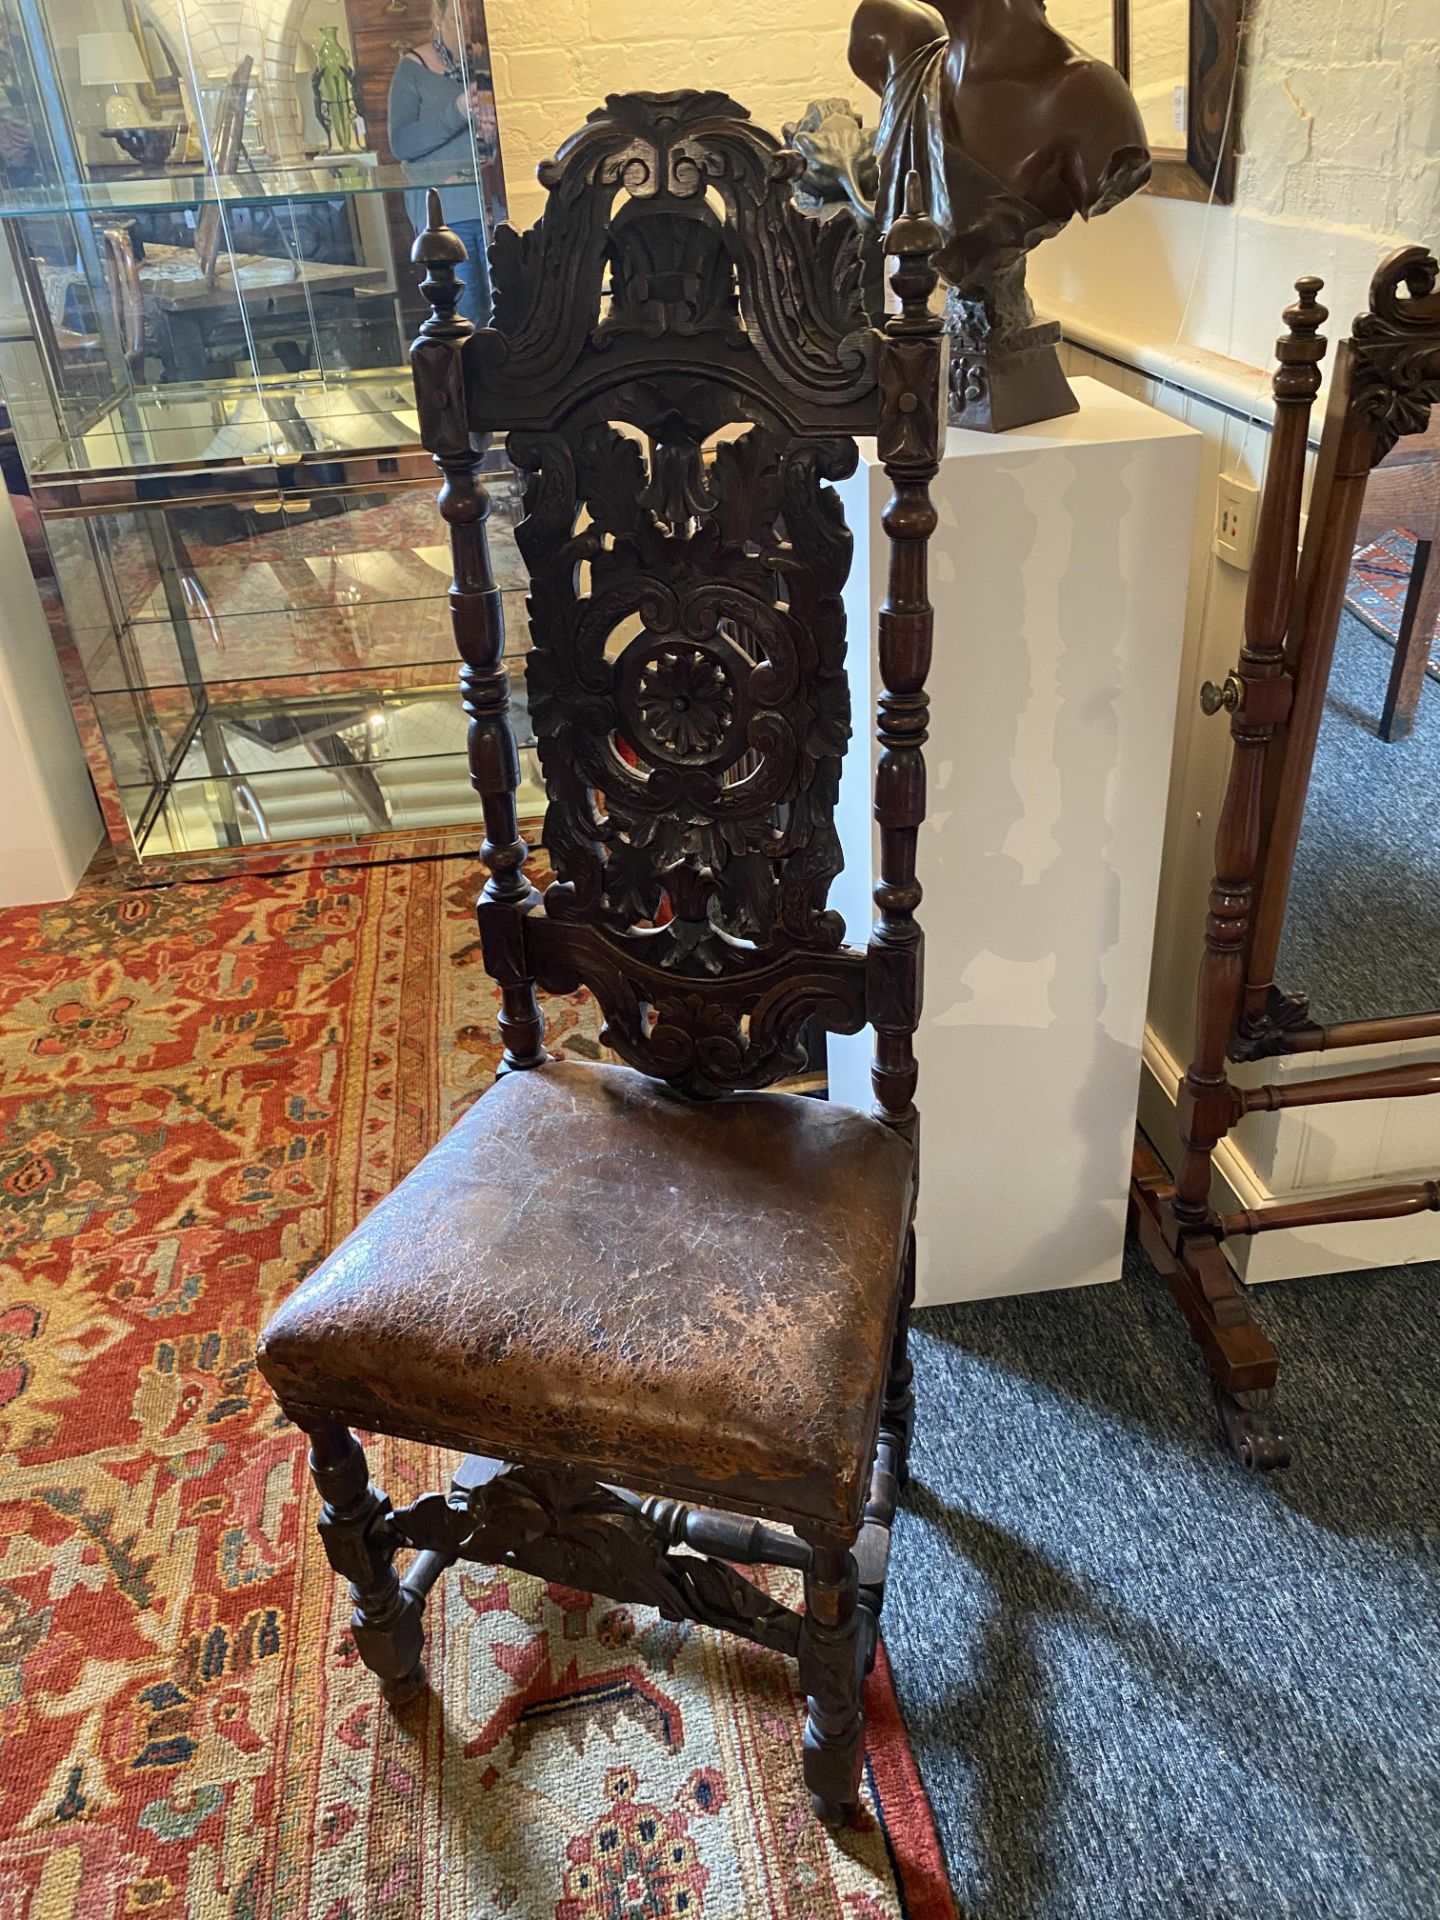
xmin=485 ymin=0 xmax=856 ymax=222
xmin=489 ymin=0 xmax=1438 ymax=357
xmin=1031 ymin=0 xmax=1440 ymax=372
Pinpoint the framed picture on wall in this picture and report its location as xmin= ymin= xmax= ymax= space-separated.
xmin=120 ymin=0 xmax=186 ymax=116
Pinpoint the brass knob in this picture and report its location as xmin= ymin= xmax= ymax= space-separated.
xmin=1200 ymin=673 xmax=1242 ymax=716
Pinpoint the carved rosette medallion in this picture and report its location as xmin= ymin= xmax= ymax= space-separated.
xmin=629 ymin=642 xmax=738 ymax=763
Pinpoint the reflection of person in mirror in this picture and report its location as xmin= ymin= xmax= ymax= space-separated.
xmin=387 ymin=0 xmax=498 ymax=325
xmin=0 ymin=85 xmax=38 ymax=190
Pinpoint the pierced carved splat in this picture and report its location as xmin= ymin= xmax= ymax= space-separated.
xmin=417 ymin=89 xmax=905 ymax=1095
xmin=511 ymin=401 xmax=868 ymax=1091
xmin=410 ymin=94 xmax=944 ymax=1099
xmin=516 ymin=418 xmax=856 ymax=974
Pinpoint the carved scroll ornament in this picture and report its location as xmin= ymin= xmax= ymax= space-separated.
xmin=1349 ymin=246 xmax=1440 ymax=465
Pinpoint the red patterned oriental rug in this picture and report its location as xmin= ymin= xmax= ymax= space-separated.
xmin=0 ymin=849 xmax=956 ymax=1919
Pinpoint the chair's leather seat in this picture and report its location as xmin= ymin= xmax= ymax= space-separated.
xmin=257 ymin=1061 xmax=914 ymax=1531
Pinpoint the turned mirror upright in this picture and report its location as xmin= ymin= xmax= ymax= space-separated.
xmin=1134 ymin=247 xmax=1440 ymax=1468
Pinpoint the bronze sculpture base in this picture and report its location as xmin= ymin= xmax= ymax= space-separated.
xmin=946 ymin=315 xmax=1079 ymax=433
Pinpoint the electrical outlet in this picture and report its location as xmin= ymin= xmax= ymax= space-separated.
xmin=1213 ymin=475 xmax=1259 ymax=569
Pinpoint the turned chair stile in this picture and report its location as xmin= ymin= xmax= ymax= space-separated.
xmin=257 ymin=92 xmax=944 ymax=1825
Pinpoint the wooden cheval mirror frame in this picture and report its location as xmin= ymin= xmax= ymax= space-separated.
xmin=1133 ymin=246 xmax=1440 ymax=1469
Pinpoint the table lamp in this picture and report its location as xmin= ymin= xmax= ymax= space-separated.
xmin=77 ymin=32 xmax=149 ymax=131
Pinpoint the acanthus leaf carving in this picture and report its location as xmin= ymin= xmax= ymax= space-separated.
xmin=712 ymin=427 xmax=786 ymax=554
xmin=1348 ymin=245 xmax=1440 ymax=467
xmin=527 ymin=916 xmax=865 ymax=1098
xmin=467 ymin=90 xmax=878 ymax=416
xmin=576 ymin=423 xmax=649 ymax=541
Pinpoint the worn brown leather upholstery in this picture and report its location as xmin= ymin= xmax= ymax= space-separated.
xmin=258 ymin=1061 xmax=914 ymax=1531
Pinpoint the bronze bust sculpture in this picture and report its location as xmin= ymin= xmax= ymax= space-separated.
xmin=848 ymin=0 xmax=1150 ymax=428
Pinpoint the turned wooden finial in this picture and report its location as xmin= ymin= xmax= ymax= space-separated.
xmin=1273 ymin=275 xmax=1328 ymax=403
xmin=1287 ymin=275 xmax=1326 ymax=325
xmin=883 ymin=169 xmax=943 ymax=335
xmin=411 ymin=188 xmax=470 ymax=340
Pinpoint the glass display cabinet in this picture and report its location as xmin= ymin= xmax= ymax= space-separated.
xmin=0 ymin=0 xmax=533 ymax=875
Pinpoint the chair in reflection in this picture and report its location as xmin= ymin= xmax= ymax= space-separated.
xmin=20 ymin=244 xmax=111 ymax=381
xmin=99 ymin=225 xmax=145 ymax=379
xmin=256 ymin=92 xmax=946 ymax=1825
xmin=1132 ymin=246 xmax=1440 ymax=1470
xmin=1351 ymin=413 xmax=1440 ymax=742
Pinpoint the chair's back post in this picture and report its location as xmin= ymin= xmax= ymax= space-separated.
xmin=412 ymin=193 xmax=545 ymax=1071
xmin=869 ymin=172 xmax=944 ymax=1148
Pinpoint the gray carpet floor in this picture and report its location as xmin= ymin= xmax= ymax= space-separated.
xmin=1278 ymin=608 xmax=1440 ymax=1026
xmin=885 ymin=1240 xmax=1439 ymax=1920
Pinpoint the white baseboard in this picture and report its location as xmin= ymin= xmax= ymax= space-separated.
xmin=1138 ymin=1028 xmax=1440 ymax=1283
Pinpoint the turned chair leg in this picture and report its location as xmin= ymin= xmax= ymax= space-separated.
xmin=304 ymin=1420 xmax=426 ymax=1705
xmin=881 ymin=1227 xmax=917 ymax=1484
xmin=856 ymin=1240 xmax=916 ymax=1668
xmin=1379 ymin=536 xmax=1437 ymax=743
xmin=799 ymin=1538 xmax=866 ymax=1826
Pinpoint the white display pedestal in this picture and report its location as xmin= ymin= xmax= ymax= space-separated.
xmin=830 ymin=378 xmax=1200 ymax=1306
xmin=0 ymin=485 xmax=100 ymax=907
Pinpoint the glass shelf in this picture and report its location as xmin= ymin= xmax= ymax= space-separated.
xmin=116 ymin=675 xmax=540 ymax=858
xmin=0 ymin=155 xmax=461 ymax=221
xmin=27 ymin=369 xmax=430 ymax=489
xmin=47 ymin=464 xmax=532 ymax=872
xmin=128 ymin=751 xmax=539 ymax=859
xmin=52 ymin=477 xmax=524 ymax=683
xmin=76 ymin=590 xmax=529 ymax=696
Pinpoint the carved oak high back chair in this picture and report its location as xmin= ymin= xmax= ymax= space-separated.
xmin=257 ymin=89 xmax=943 ymax=1826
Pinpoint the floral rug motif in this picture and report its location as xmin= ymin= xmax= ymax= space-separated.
xmin=1348 ymin=527 xmax=1440 ymax=681
xmin=0 ymin=849 xmax=955 ymax=1918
